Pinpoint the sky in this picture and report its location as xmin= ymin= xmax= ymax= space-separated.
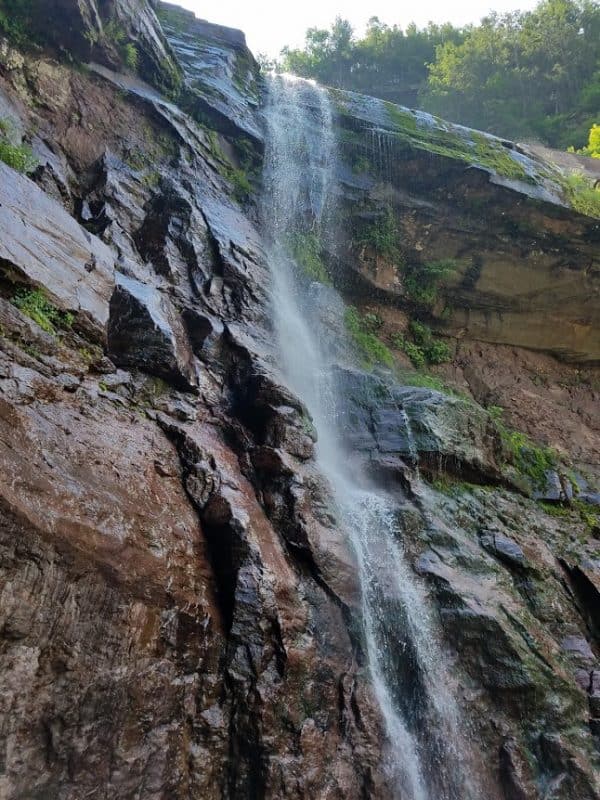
xmin=170 ymin=0 xmax=540 ymax=57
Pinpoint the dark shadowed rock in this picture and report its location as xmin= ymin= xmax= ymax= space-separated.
xmin=107 ymin=272 xmax=197 ymax=389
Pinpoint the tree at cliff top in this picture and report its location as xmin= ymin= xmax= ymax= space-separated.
xmin=280 ymin=16 xmax=464 ymax=109
xmin=278 ymin=0 xmax=600 ymax=149
xmin=569 ymin=123 xmax=600 ymax=157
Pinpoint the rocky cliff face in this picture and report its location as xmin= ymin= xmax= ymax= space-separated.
xmin=0 ymin=2 xmax=598 ymax=799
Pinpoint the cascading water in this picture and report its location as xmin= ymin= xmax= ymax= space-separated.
xmin=261 ymin=74 xmax=478 ymax=800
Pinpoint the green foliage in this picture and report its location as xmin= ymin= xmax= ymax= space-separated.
xmin=102 ymin=20 xmax=139 ymax=74
xmin=396 ymin=370 xmax=456 ymax=394
xmin=409 ymin=319 xmax=430 ymax=346
xmin=123 ymin=42 xmax=139 ymax=71
xmin=279 ymin=15 xmax=463 ymax=109
xmin=0 ymin=137 xmax=37 ymax=173
xmin=490 ymin=405 xmax=556 ymax=487
xmin=350 ymin=154 xmax=373 ymax=174
xmin=203 ymin=129 xmax=253 ymax=203
xmin=355 ymin=207 xmax=401 ymax=262
xmin=472 ymin=133 xmax=529 ymax=181
xmin=103 ymin=20 xmax=127 ymax=45
xmin=395 ymin=367 xmax=470 ymax=399
xmin=384 ymin=107 xmax=532 ymax=181
xmin=425 ymin=338 xmax=452 ymax=365
xmin=569 ymin=123 xmax=600 ymax=158
xmin=562 ymin=171 xmax=600 ymax=219
xmin=392 ymin=320 xmax=452 ymax=367
xmin=540 ymin=498 xmax=599 ymax=533
xmin=0 ymin=119 xmax=37 ymax=174
xmin=385 ymin=103 xmax=418 ymax=132
xmin=344 ymin=306 xmax=394 ymax=369
xmin=278 ymin=1 xmax=600 ymax=149
xmin=290 ymin=232 xmax=330 ymax=283
xmin=400 ymin=339 xmax=426 ymax=368
xmin=141 ymin=170 xmax=161 ymax=189
xmin=13 ymin=288 xmax=74 ymax=334
xmin=403 ymin=258 xmax=460 ymax=307
xmin=228 ymin=167 xmax=252 ymax=203
xmin=572 ymin=498 xmax=600 ymax=533
xmin=424 ymin=0 xmax=600 ymax=148
xmin=0 ymin=0 xmax=37 ymax=46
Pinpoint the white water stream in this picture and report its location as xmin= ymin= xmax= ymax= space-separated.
xmin=261 ymin=74 xmax=477 ymax=800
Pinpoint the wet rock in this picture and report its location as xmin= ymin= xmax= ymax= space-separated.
xmin=0 ymin=4 xmax=599 ymax=798
xmin=479 ymin=530 xmax=527 ymax=570
xmin=499 ymin=737 xmax=537 ymax=800
xmin=158 ymin=2 xmax=263 ymax=145
xmin=107 ymin=272 xmax=197 ymax=389
xmin=0 ymin=162 xmax=115 ymax=337
xmin=26 ymin=0 xmax=182 ymax=92
xmin=580 ymin=492 xmax=600 ymax=508
xmin=561 ymin=636 xmax=595 ymax=664
xmin=534 ymin=469 xmax=575 ymax=503
xmin=560 ymin=560 xmax=600 ymax=642
xmin=590 ymin=671 xmax=600 ymax=718
xmin=335 ymin=366 xmax=502 ymax=482
xmin=329 ymin=89 xmax=600 ymax=363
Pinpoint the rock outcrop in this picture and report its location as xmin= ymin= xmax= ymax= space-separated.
xmin=0 ymin=1 xmax=598 ymax=799
xmin=328 ymin=91 xmax=600 ymax=364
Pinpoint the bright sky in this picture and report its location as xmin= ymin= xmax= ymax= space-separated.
xmin=170 ymin=0 xmax=540 ymax=57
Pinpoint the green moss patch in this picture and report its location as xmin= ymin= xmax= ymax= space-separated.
xmin=384 ymin=102 xmax=533 ymax=182
xmin=562 ymin=172 xmax=600 ymax=219
xmin=488 ymin=406 xmax=557 ymax=488
xmin=0 ymin=119 xmax=37 ymax=174
xmin=289 ymin=232 xmax=331 ymax=284
xmin=344 ymin=306 xmax=394 ymax=369
xmin=13 ymin=288 xmax=74 ymax=334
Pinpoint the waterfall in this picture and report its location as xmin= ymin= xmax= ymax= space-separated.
xmin=261 ymin=74 xmax=477 ymax=800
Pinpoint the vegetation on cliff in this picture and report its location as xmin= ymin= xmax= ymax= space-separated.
xmin=0 ymin=118 xmax=37 ymax=173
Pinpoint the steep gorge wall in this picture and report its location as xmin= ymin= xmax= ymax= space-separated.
xmin=0 ymin=2 xmax=599 ymax=799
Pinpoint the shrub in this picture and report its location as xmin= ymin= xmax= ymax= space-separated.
xmin=401 ymin=339 xmax=426 ymax=368
xmin=0 ymin=119 xmax=37 ymax=174
xmin=489 ymin=405 xmax=557 ymax=487
xmin=0 ymin=0 xmax=36 ymax=46
xmin=409 ymin=319 xmax=430 ymax=346
xmin=426 ymin=338 xmax=452 ymax=364
xmin=397 ymin=319 xmax=452 ymax=365
xmin=345 ymin=306 xmax=394 ymax=369
xmin=362 ymin=311 xmax=383 ymax=332
xmin=103 ymin=19 xmax=139 ymax=74
xmin=563 ymin=172 xmax=600 ymax=219
xmin=355 ymin=206 xmax=401 ymax=262
xmin=13 ymin=288 xmax=74 ymax=334
xmin=403 ymin=258 xmax=460 ymax=307
xmin=123 ymin=43 xmax=139 ymax=72
xmin=568 ymin=124 xmax=600 ymax=159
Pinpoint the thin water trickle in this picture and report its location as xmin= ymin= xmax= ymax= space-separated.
xmin=261 ymin=73 xmax=478 ymax=800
